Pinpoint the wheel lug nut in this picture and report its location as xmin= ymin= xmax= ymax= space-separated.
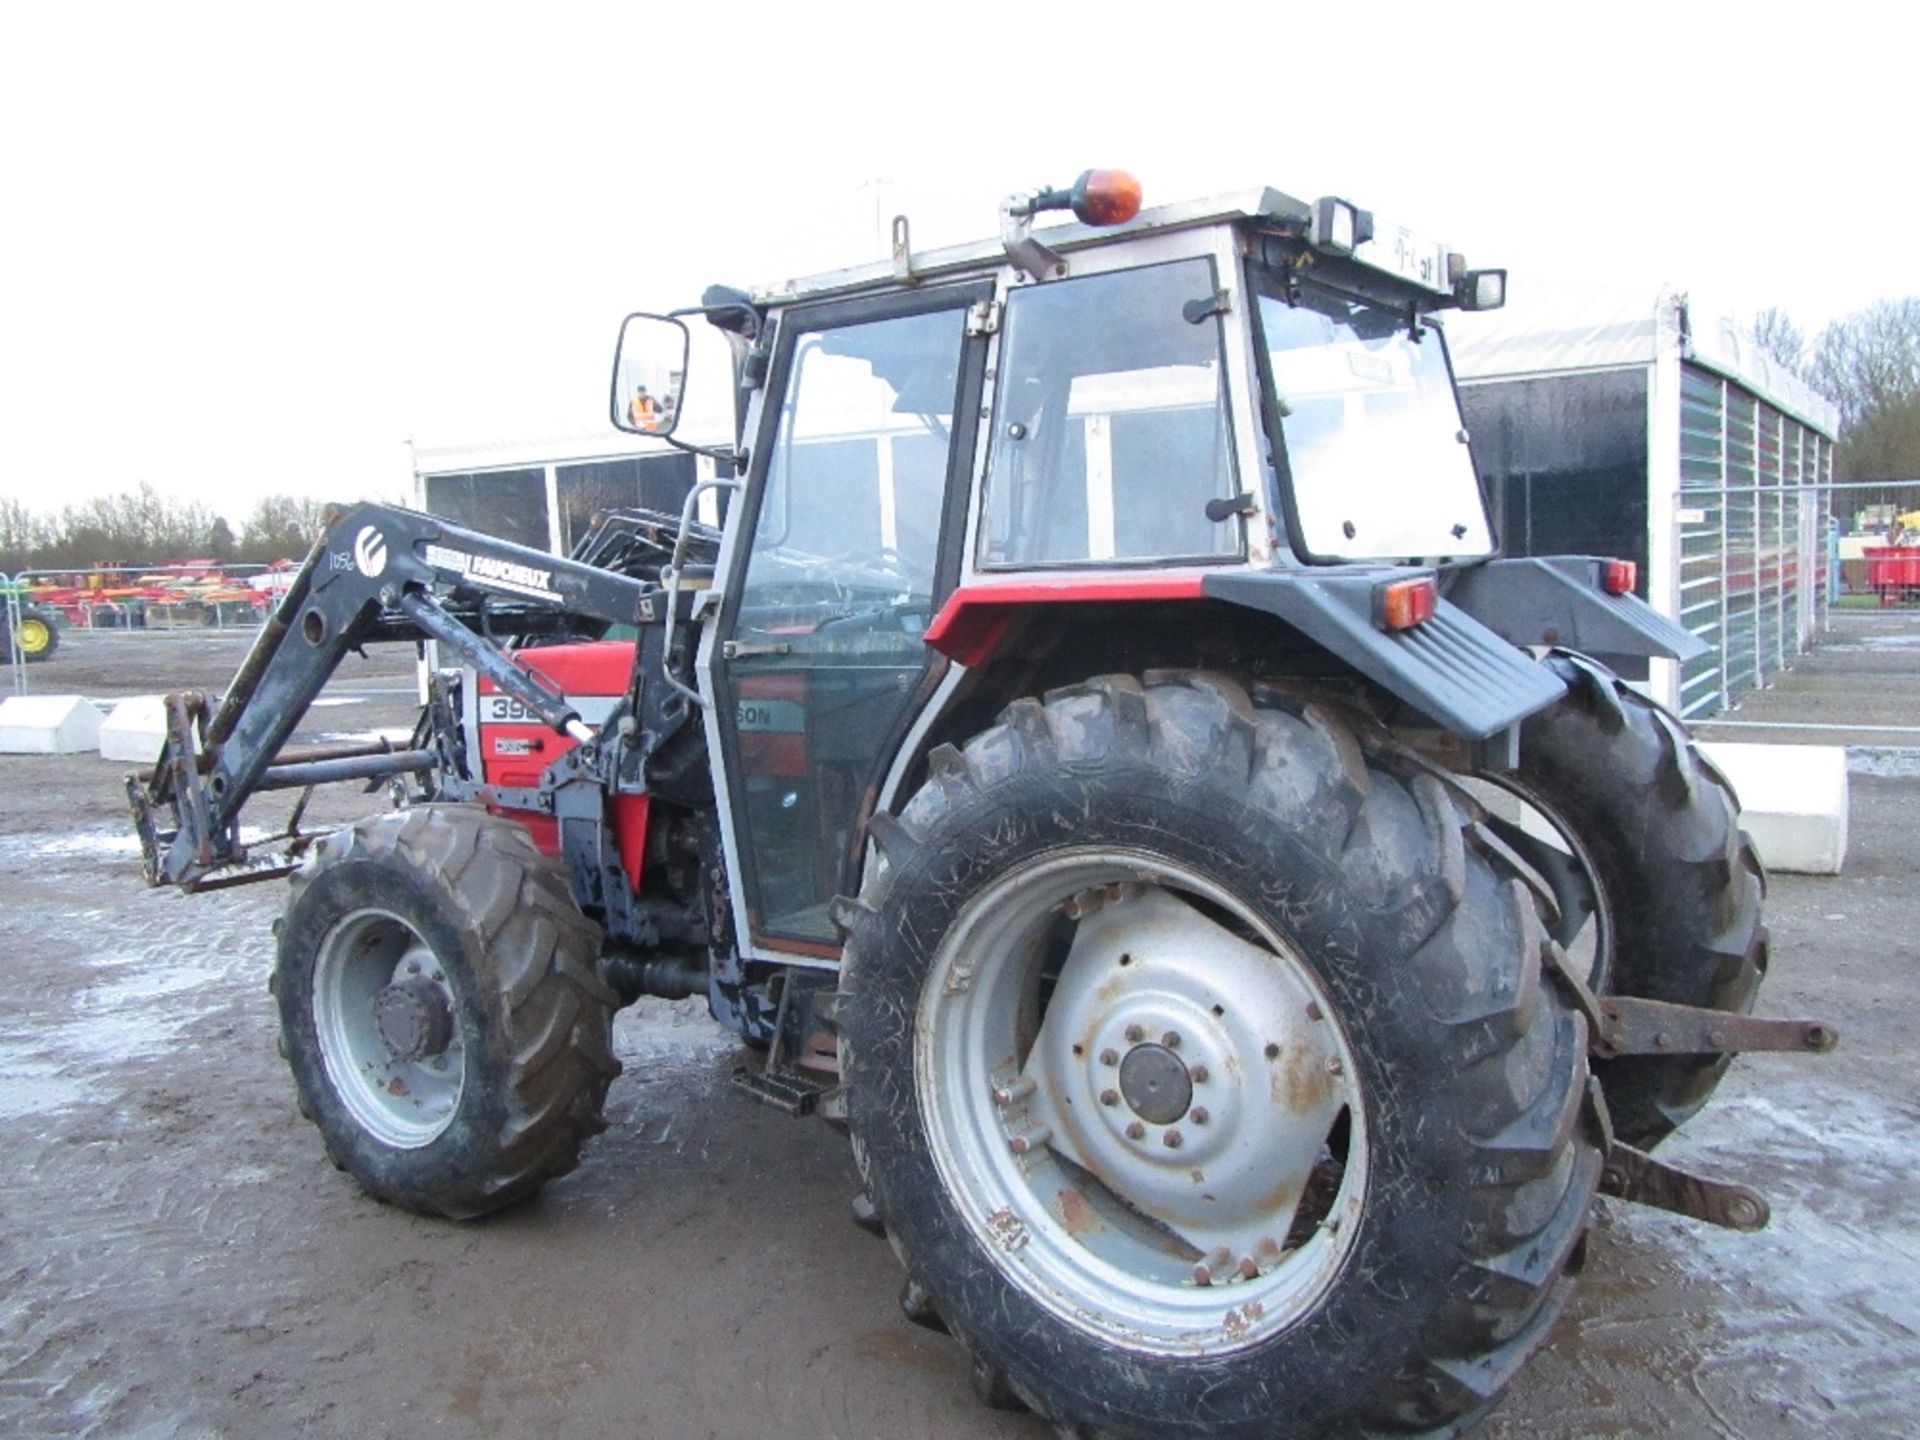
xmin=992 ymin=1074 xmax=1037 ymax=1107
xmin=1099 ymin=1089 xmax=1120 ymax=1107
xmin=1125 ymin=1024 xmax=1145 ymax=1043
xmin=1193 ymin=1246 xmax=1235 ymax=1286
xmin=1162 ymin=1031 xmax=1181 ymax=1050
xmin=1099 ymin=1049 xmax=1118 ymax=1067
xmin=1191 ymin=1107 xmax=1209 ymax=1125
xmin=1189 ymin=1064 xmax=1209 ymax=1084
xmin=1163 ymin=1129 xmax=1184 ymax=1149
xmin=1125 ymin=1121 xmax=1146 ymax=1141
xmin=1326 ymin=1057 xmax=1345 ymax=1077
xmin=1008 ymin=1123 xmax=1052 ymax=1156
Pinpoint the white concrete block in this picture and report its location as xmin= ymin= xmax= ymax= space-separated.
xmin=0 ymin=695 xmax=104 ymax=755
xmin=1697 ymin=742 xmax=1849 ymax=875
xmin=98 ymin=695 xmax=171 ymax=763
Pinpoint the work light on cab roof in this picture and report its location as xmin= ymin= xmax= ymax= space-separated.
xmin=1000 ymin=168 xmax=1143 ymax=280
xmin=1017 ymin=168 xmax=1145 ymax=227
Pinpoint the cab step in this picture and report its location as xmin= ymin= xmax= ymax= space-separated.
xmin=730 ymin=1064 xmax=838 ymax=1117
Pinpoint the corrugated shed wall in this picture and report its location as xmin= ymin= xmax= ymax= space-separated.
xmin=1678 ymin=364 xmax=1832 ymax=718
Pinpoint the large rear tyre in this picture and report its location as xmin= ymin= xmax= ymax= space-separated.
xmin=839 ymin=674 xmax=1600 ymax=1439
xmin=272 ymin=806 xmax=620 ymax=1219
xmin=1508 ymin=653 xmax=1767 ymax=1150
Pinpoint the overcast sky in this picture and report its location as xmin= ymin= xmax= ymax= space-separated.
xmin=0 ymin=1 xmax=1906 ymax=524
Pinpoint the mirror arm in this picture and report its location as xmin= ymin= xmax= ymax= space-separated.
xmin=670 ymin=298 xmax=763 ymax=338
xmin=655 ymin=430 xmax=747 ymax=473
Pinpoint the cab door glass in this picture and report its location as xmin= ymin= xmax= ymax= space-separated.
xmin=978 ymin=258 xmax=1241 ymax=568
xmin=728 ymin=303 xmax=968 ymax=944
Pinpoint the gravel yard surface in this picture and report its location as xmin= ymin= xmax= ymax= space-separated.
xmin=2 ymin=622 xmax=1914 ymax=1438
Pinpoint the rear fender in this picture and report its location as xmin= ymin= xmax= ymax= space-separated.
xmin=924 ymin=570 xmax=1566 ymax=741
xmin=1202 ymin=569 xmax=1566 ymax=739
xmin=1448 ymin=557 xmax=1707 ymax=662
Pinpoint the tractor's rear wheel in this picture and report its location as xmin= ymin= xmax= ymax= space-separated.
xmin=272 ymin=805 xmax=620 ymax=1219
xmin=1499 ymin=653 xmax=1768 ymax=1150
xmin=839 ymin=674 xmax=1600 ymax=1439
xmin=10 ymin=608 xmax=57 ymax=661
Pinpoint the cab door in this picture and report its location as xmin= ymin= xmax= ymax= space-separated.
xmin=711 ymin=282 xmax=989 ymax=953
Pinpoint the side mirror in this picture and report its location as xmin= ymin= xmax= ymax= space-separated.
xmin=611 ymin=314 xmax=691 ymax=436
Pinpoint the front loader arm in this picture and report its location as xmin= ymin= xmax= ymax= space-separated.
xmin=130 ymin=501 xmax=664 ymax=890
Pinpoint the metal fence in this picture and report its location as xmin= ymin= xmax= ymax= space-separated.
xmin=1675 ymin=367 xmax=1837 ymax=720
xmin=4 ymin=562 xmax=290 ymax=695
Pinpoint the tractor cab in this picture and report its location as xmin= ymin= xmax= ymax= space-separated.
xmin=613 ymin=172 xmax=1525 ymax=963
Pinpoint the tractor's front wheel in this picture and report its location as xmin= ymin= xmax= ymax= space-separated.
xmin=10 ymin=608 xmax=58 ymax=661
xmin=273 ymin=806 xmax=620 ymax=1219
xmin=839 ymin=674 xmax=1601 ymax=1439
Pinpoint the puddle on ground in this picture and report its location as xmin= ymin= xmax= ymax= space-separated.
xmin=1556 ymin=1073 xmax=1920 ymax=1430
xmin=0 ymin=824 xmax=291 ymax=868
xmin=0 ymin=959 xmax=233 ymax=1114
xmin=1848 ymin=746 xmax=1920 ymax=778
xmin=4 ymin=831 xmax=147 ymax=862
xmin=0 ymin=1051 xmax=90 ymax=1120
xmin=1823 ymin=629 xmax=1920 ymax=650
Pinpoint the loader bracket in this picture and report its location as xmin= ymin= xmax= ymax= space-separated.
xmin=1600 ymin=1142 xmax=1770 ymax=1231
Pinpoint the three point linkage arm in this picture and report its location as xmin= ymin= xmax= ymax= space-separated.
xmin=129 ymin=502 xmax=665 ymax=890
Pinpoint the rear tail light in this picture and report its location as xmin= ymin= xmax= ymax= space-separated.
xmin=1602 ymin=559 xmax=1637 ymax=596
xmin=1375 ymin=577 xmax=1437 ymax=631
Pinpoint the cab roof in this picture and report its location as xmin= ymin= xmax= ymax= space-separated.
xmin=750 ymin=186 xmax=1455 ymax=308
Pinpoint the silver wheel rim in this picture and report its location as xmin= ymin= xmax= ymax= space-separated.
xmin=312 ymin=907 xmax=466 ymax=1148
xmin=918 ymin=849 xmax=1368 ymax=1355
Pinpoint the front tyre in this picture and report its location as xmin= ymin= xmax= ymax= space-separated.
xmin=14 ymin=608 xmax=57 ymax=661
xmin=840 ymin=674 xmax=1601 ymax=1439
xmin=273 ymin=806 xmax=620 ymax=1219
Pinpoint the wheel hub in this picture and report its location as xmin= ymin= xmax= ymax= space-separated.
xmin=375 ymin=979 xmax=454 ymax=1062
xmin=1017 ymin=884 xmax=1357 ymax=1270
xmin=313 ymin=914 xmax=466 ymax=1149
xmin=1117 ymin=1043 xmax=1191 ymax=1124
xmin=921 ymin=856 xmax=1370 ymax=1354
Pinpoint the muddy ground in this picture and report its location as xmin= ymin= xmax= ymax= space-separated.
xmin=2 ymin=622 xmax=1916 ymax=1439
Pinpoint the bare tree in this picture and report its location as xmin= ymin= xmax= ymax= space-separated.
xmin=0 ymin=496 xmax=52 ymax=575
xmin=1 ymin=488 xmax=331 ymax=573
xmin=27 ymin=483 xmax=220 ymax=570
xmin=1809 ymin=298 xmax=1920 ymax=482
xmin=238 ymin=495 xmax=329 ymax=563
xmin=1753 ymin=307 xmax=1806 ymax=375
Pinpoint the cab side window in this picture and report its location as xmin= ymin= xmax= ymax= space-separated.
xmin=979 ymin=258 xmax=1241 ymax=568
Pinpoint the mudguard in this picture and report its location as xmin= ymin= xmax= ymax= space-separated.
xmin=1447 ymin=557 xmax=1707 ymax=662
xmin=1203 ymin=568 xmax=1566 ymax=739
